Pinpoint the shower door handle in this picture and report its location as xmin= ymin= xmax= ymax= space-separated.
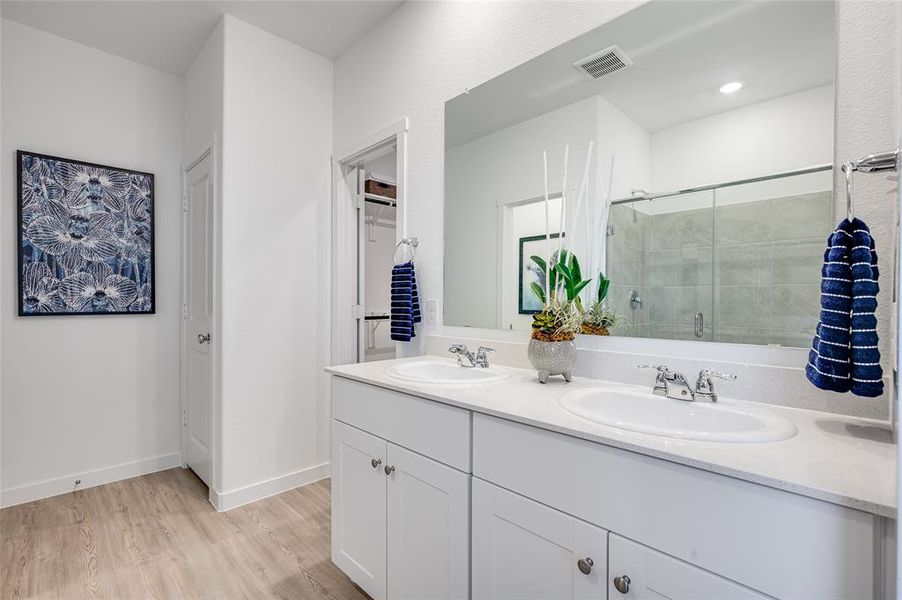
xmin=694 ymin=312 xmax=704 ymax=338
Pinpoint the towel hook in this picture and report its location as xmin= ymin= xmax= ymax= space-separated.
xmin=841 ymin=161 xmax=855 ymax=221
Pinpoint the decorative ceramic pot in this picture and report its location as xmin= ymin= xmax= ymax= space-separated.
xmin=528 ymin=338 xmax=577 ymax=383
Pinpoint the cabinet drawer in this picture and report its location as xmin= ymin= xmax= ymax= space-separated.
xmin=473 ymin=413 xmax=875 ymax=599
xmin=332 ymin=377 xmax=471 ymax=472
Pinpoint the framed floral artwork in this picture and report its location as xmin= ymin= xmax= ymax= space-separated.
xmin=17 ymin=151 xmax=155 ymax=316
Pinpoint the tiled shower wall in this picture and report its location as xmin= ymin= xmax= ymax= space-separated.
xmin=606 ymin=191 xmax=833 ymax=347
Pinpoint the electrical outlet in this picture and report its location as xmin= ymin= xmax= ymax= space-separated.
xmin=424 ymin=298 xmax=438 ymax=326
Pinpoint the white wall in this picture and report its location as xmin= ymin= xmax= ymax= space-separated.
xmin=218 ymin=16 xmax=333 ymax=506
xmin=651 ymin=84 xmax=834 ymax=191
xmin=0 ymin=20 xmax=183 ymax=505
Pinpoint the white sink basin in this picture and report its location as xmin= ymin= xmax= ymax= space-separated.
xmin=385 ymin=359 xmax=510 ymax=385
xmin=560 ymin=387 xmax=797 ymax=443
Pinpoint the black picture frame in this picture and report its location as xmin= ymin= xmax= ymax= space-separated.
xmin=16 ymin=150 xmax=156 ymax=316
xmin=518 ymin=232 xmax=562 ymax=314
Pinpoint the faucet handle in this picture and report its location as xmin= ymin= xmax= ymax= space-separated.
xmin=699 ymin=369 xmax=737 ymax=381
xmin=475 ymin=346 xmax=495 ymax=367
xmin=448 ymin=343 xmax=469 ymax=354
xmin=637 ymin=364 xmax=669 ymax=373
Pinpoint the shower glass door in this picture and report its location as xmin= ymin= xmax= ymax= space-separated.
xmin=606 ymin=168 xmax=833 ymax=347
xmin=607 ymin=191 xmax=715 ymax=341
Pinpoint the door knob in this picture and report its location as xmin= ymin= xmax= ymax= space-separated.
xmin=577 ymin=557 xmax=593 ymax=575
xmin=384 ymin=465 xmax=395 ymax=475
xmin=613 ymin=575 xmax=631 ymax=594
xmin=371 ymin=458 xmax=382 ymax=469
xmin=197 ymin=333 xmax=211 ymax=344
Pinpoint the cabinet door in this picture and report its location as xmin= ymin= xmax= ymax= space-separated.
xmin=608 ymin=534 xmax=767 ymax=600
xmin=472 ymin=478 xmax=608 ymax=600
xmin=386 ymin=444 xmax=470 ymax=600
xmin=332 ymin=420 xmax=387 ymax=600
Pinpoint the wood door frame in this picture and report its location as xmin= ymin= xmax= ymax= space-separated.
xmin=332 ymin=117 xmax=409 ymax=367
xmin=179 ymin=142 xmax=220 ymax=505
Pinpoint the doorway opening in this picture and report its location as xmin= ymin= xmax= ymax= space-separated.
xmin=332 ymin=118 xmax=408 ymax=366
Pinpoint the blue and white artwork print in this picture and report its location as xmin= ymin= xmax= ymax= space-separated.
xmin=17 ymin=151 xmax=154 ymax=316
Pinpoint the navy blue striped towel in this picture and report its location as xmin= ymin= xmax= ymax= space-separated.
xmin=806 ymin=218 xmax=883 ymax=396
xmin=390 ymin=261 xmax=421 ymax=342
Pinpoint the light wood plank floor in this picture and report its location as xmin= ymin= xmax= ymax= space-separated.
xmin=1 ymin=468 xmax=371 ymax=599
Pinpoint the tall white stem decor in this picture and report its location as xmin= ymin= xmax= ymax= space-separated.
xmin=543 ymin=150 xmax=551 ymax=305
xmin=559 ymin=144 xmax=569 ymax=254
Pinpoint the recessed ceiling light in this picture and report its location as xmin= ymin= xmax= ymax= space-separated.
xmin=719 ymin=81 xmax=744 ymax=94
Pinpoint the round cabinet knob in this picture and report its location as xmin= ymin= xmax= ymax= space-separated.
xmin=384 ymin=465 xmax=395 ymax=475
xmin=577 ymin=557 xmax=594 ymax=575
xmin=371 ymin=458 xmax=382 ymax=469
xmin=613 ymin=575 xmax=631 ymax=594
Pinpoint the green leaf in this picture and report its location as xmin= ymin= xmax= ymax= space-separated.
xmin=530 ymin=255 xmax=547 ymax=274
xmin=597 ymin=273 xmax=610 ymax=303
xmin=568 ymin=253 xmax=582 ymax=283
xmin=529 ymin=281 xmax=545 ymax=305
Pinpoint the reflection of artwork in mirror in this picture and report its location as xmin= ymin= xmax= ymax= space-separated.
xmin=518 ymin=233 xmax=562 ymax=314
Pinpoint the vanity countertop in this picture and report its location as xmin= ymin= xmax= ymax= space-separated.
xmin=327 ymin=356 xmax=897 ymax=519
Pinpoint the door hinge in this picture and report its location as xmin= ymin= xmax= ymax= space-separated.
xmin=352 ymin=304 xmax=363 ymax=319
xmin=182 ymin=304 xmax=189 ymax=319
xmin=182 ymin=197 xmax=189 ymax=212
xmin=182 ymin=409 xmax=188 ymax=428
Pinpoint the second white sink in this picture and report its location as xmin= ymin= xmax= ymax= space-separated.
xmin=385 ymin=359 xmax=510 ymax=385
xmin=560 ymin=386 xmax=797 ymax=442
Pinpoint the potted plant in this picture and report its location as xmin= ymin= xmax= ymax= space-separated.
xmin=527 ymin=250 xmax=591 ymax=383
xmin=581 ymin=272 xmax=622 ymax=335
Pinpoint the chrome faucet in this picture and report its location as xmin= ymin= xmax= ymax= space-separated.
xmin=448 ymin=344 xmax=495 ymax=368
xmin=639 ymin=364 xmax=737 ymax=402
xmin=636 ymin=365 xmax=695 ymax=401
xmin=637 ymin=364 xmax=695 ymax=401
xmin=694 ymin=369 xmax=737 ymax=403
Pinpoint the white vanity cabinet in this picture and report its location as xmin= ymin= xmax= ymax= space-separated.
xmin=472 ymin=478 xmax=608 ymax=600
xmin=330 ymin=374 xmax=887 ymax=600
xmin=331 ymin=377 xmax=471 ymax=600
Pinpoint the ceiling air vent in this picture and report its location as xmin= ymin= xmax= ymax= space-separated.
xmin=573 ymin=45 xmax=633 ymax=80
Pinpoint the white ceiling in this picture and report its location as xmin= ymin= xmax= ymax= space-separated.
xmin=446 ymin=1 xmax=835 ymax=147
xmin=1 ymin=0 xmax=403 ymax=74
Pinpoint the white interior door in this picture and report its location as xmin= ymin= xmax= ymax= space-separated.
xmin=386 ymin=444 xmax=470 ymax=600
xmin=183 ymin=153 xmax=214 ymax=486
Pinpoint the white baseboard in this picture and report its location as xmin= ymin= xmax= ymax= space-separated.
xmin=209 ymin=462 xmax=331 ymax=512
xmin=0 ymin=452 xmax=183 ymax=508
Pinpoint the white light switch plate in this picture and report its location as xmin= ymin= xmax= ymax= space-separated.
xmin=424 ymin=298 xmax=439 ymax=326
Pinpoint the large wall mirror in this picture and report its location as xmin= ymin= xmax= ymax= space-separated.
xmin=444 ymin=0 xmax=835 ymax=348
